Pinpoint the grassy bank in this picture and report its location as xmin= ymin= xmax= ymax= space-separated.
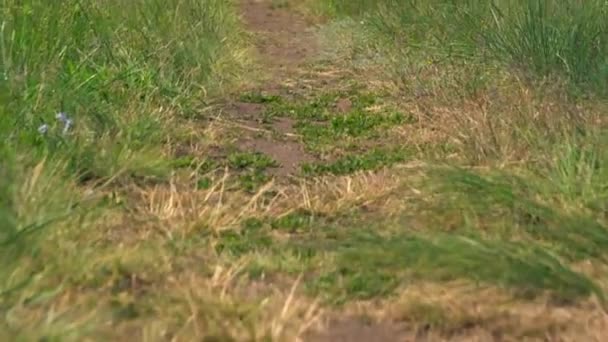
xmin=0 ymin=0 xmax=258 ymax=340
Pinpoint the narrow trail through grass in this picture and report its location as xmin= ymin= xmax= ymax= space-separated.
xmin=3 ymin=0 xmax=608 ymax=341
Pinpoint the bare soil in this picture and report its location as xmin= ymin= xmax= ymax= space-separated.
xmin=214 ymin=0 xmax=322 ymax=179
xmin=307 ymin=318 xmax=412 ymax=342
xmin=240 ymin=0 xmax=317 ymax=71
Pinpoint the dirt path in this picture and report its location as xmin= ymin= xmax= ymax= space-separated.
xmin=227 ymin=2 xmax=411 ymax=341
xmin=240 ymin=0 xmax=316 ymax=75
xmin=215 ymin=1 xmax=319 ymax=178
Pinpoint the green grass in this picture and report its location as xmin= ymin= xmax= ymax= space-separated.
xmin=257 ymin=90 xmax=412 ymax=155
xmin=4 ymin=0 xmax=608 ymax=339
xmin=302 ymin=148 xmax=408 ymax=176
xmin=239 ymin=91 xmax=283 ymax=104
xmin=0 ymin=0 xmax=245 ymax=234
xmin=0 ymin=0 xmax=247 ymax=184
xmin=427 ymin=167 xmax=608 ymax=262
xmin=314 ymin=0 xmax=608 ymax=96
xmin=296 ymin=109 xmax=405 ymax=139
xmin=211 ymin=202 xmax=604 ymax=306
xmin=228 ymin=152 xmax=278 ymax=170
xmin=227 ymin=151 xmax=278 ymax=192
xmin=0 ymin=0 xmax=252 ymax=339
xmin=312 ymin=232 xmax=601 ymax=304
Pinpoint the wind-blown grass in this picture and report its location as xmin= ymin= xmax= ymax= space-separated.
xmin=304 ymin=0 xmax=608 ymax=317
xmin=0 ymin=0 xmax=253 ymax=339
xmin=314 ymin=0 xmax=608 ymax=95
xmin=1 ymin=0 xmax=247 ymax=159
xmin=0 ymin=0 xmax=246 ymax=243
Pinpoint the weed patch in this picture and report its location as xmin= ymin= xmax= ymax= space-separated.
xmin=302 ymin=148 xmax=409 ymax=176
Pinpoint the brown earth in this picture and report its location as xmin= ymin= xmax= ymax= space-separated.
xmin=240 ymin=0 xmax=317 ymax=71
xmin=215 ymin=0 xmax=322 ymax=179
xmin=306 ymin=318 xmax=412 ymax=342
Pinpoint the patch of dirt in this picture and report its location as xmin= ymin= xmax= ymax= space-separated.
xmin=219 ymin=0 xmax=320 ymax=177
xmin=271 ymin=117 xmax=296 ymax=135
xmin=335 ymin=97 xmax=353 ymax=113
xmin=307 ymin=317 xmax=412 ymax=342
xmin=239 ymin=136 xmax=314 ymax=177
xmin=224 ymin=101 xmax=266 ymax=119
xmin=240 ymin=0 xmax=317 ymax=70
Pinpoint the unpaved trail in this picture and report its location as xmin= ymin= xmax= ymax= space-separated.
xmin=218 ymin=0 xmax=320 ymax=178
xmin=240 ymin=0 xmax=316 ymax=74
xmin=230 ymin=1 xmax=411 ymax=341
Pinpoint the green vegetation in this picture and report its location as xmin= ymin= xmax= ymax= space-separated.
xmin=304 ymin=0 xmax=608 ymax=336
xmin=314 ymin=0 xmax=608 ymax=94
xmin=302 ymin=148 xmax=408 ymax=175
xmin=4 ymin=0 xmax=608 ymax=340
xmin=0 ymin=0 xmax=256 ymax=340
xmin=228 ymin=151 xmax=278 ymax=170
xmin=299 ymin=0 xmax=608 ymax=315
xmin=239 ymin=91 xmax=283 ymax=104
xmin=228 ymin=151 xmax=278 ymax=192
xmin=249 ymin=90 xmax=412 ymax=156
